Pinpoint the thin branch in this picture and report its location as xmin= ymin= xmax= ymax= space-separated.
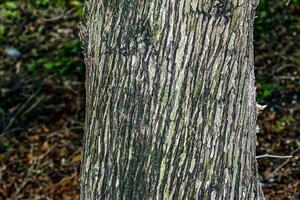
xmin=42 ymin=7 xmax=77 ymax=22
xmin=256 ymin=154 xmax=292 ymax=159
xmin=266 ymin=146 xmax=300 ymax=179
xmin=2 ymin=88 xmax=40 ymax=135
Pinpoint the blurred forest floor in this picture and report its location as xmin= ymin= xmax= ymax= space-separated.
xmin=0 ymin=0 xmax=299 ymax=199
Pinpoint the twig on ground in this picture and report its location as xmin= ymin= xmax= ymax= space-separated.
xmin=21 ymin=95 xmax=45 ymax=118
xmin=2 ymin=88 xmax=41 ymax=135
xmin=42 ymin=8 xmax=77 ymax=22
xmin=256 ymin=154 xmax=293 ymax=159
xmin=266 ymin=146 xmax=300 ymax=179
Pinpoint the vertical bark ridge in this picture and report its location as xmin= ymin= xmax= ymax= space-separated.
xmin=80 ymin=0 xmax=264 ymax=199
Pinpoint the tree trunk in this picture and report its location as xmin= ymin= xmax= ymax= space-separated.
xmin=79 ymin=0 xmax=264 ymax=199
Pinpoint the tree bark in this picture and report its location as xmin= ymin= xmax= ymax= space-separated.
xmin=79 ymin=0 xmax=264 ymax=199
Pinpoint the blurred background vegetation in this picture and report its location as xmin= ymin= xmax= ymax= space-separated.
xmin=0 ymin=0 xmax=299 ymax=199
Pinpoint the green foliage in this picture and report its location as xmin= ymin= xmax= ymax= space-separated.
xmin=255 ymin=0 xmax=299 ymax=103
xmin=255 ymin=0 xmax=300 ymax=38
xmin=0 ymin=25 xmax=5 ymax=37
xmin=4 ymin=1 xmax=17 ymax=9
xmin=0 ymin=1 xmax=20 ymax=20
xmin=31 ymin=0 xmax=60 ymax=6
xmin=0 ymin=140 xmax=10 ymax=152
xmin=23 ymin=0 xmax=82 ymax=7
xmin=0 ymin=0 xmax=84 ymax=75
xmin=26 ymin=39 xmax=83 ymax=74
xmin=257 ymin=80 xmax=281 ymax=103
xmin=275 ymin=115 xmax=295 ymax=132
xmin=295 ymin=50 xmax=300 ymax=65
xmin=0 ymin=1 xmax=19 ymax=41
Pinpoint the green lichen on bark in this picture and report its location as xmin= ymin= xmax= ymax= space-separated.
xmin=80 ymin=0 xmax=264 ymax=199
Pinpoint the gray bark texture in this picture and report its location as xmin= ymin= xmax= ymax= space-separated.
xmin=79 ymin=0 xmax=264 ymax=199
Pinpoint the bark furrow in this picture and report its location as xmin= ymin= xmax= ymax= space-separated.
xmin=80 ymin=0 xmax=264 ymax=199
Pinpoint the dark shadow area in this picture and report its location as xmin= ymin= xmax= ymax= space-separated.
xmin=255 ymin=0 xmax=300 ymax=199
